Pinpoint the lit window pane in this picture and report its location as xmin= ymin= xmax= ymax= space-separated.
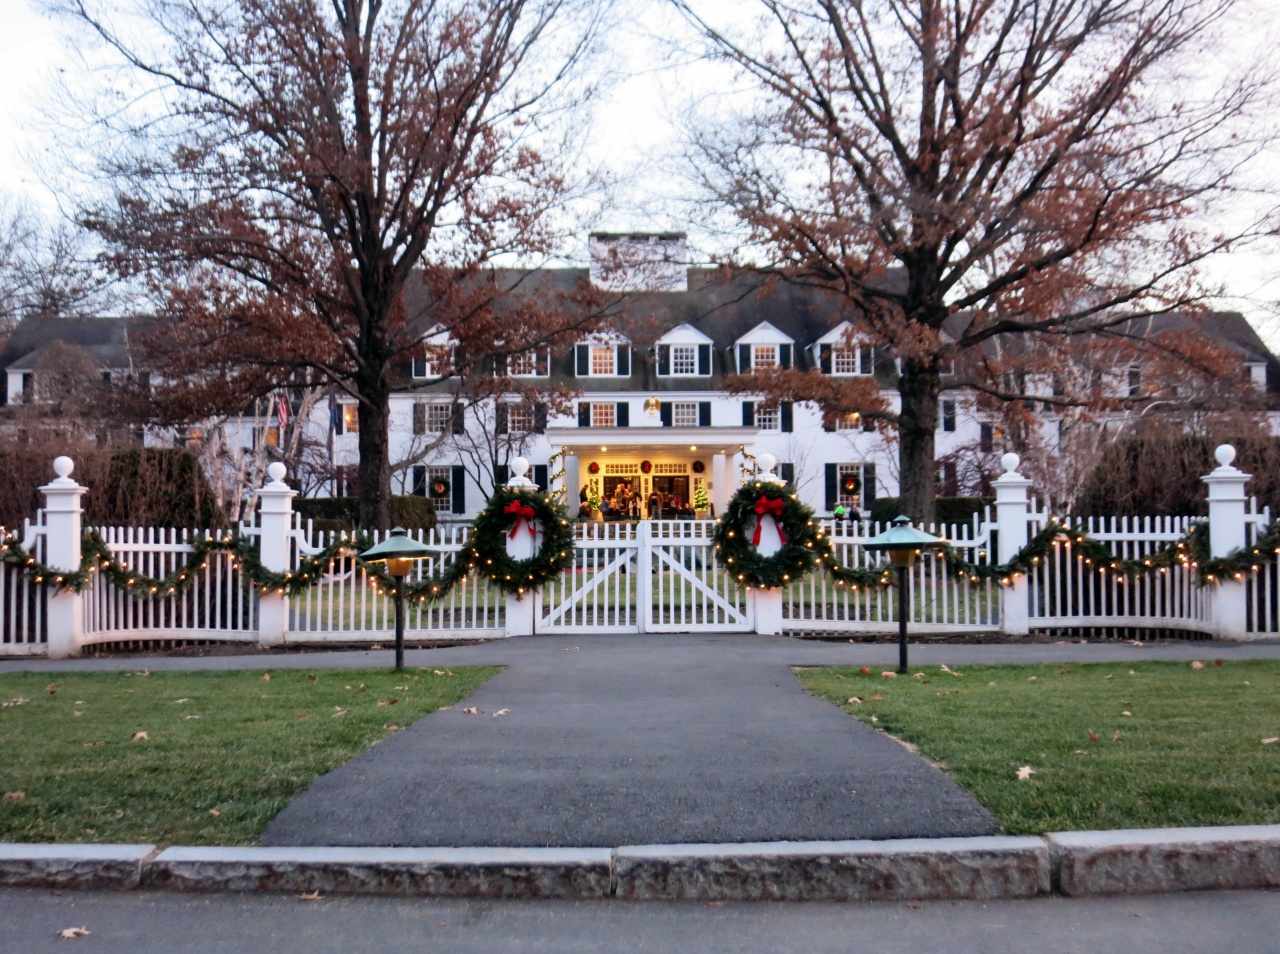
xmin=752 ymin=345 xmax=777 ymax=370
xmin=590 ymin=346 xmax=615 ymax=375
xmin=591 ymin=403 xmax=616 ymax=427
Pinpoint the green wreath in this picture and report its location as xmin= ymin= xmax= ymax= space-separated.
xmin=455 ymin=484 xmax=577 ymax=596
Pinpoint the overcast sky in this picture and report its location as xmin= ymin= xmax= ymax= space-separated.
xmin=2 ymin=0 xmax=1277 ymax=349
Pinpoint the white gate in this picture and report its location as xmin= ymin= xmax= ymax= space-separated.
xmin=536 ymin=520 xmax=753 ymax=634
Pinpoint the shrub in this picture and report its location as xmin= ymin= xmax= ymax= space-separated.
xmin=294 ymin=495 xmax=437 ymax=533
xmin=869 ymin=496 xmax=993 ymax=528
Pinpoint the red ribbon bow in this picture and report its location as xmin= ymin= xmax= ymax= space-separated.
xmin=503 ymin=500 xmax=537 ymax=538
xmin=752 ymin=496 xmax=788 ymax=546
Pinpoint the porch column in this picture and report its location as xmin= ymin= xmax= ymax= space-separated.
xmin=994 ymin=452 xmax=1032 ymax=636
xmin=749 ymin=454 xmax=786 ymax=636
xmin=1203 ymin=444 xmax=1251 ymax=640
xmin=711 ymin=453 xmax=728 ymax=516
xmin=564 ymin=455 xmax=580 ymax=511
xmin=256 ymin=462 xmax=296 ymax=646
xmin=40 ymin=456 xmax=87 ymax=658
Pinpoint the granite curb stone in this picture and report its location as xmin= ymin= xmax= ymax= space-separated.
xmin=145 ymin=846 xmax=614 ymax=899
xmin=0 ymin=843 xmax=156 ymax=890
xmin=1048 ymin=825 xmax=1280 ymax=896
xmin=613 ymin=836 xmax=1050 ymax=901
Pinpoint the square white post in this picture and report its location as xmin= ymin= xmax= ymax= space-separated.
xmin=504 ymin=458 xmax=539 ymax=637
xmin=256 ymin=462 xmax=296 ymax=646
xmin=1203 ymin=444 xmax=1250 ymax=640
xmin=40 ymin=456 xmax=87 ymax=658
xmin=993 ymin=452 xmax=1032 ymax=636
xmin=748 ymin=455 xmax=785 ymax=636
xmin=711 ymin=453 xmax=728 ymax=516
xmin=635 ymin=519 xmax=653 ymax=633
xmin=564 ymin=455 xmax=580 ymax=512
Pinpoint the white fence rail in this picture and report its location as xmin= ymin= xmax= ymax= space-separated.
xmin=0 ymin=519 xmax=48 ymax=654
xmin=82 ymin=527 xmax=257 ymax=644
xmin=1247 ymin=505 xmax=1279 ymax=635
xmin=784 ymin=518 xmax=997 ymax=633
xmin=288 ymin=521 xmax=504 ymax=641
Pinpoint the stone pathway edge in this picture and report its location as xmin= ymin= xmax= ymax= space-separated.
xmin=2 ymin=825 xmax=1278 ymax=901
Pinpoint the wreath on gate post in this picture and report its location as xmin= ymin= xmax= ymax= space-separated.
xmin=459 ymin=485 xmax=577 ymax=596
xmin=712 ymin=479 xmax=829 ymax=589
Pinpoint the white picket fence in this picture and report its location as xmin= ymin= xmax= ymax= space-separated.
xmin=3 ymin=447 xmax=1276 ymax=655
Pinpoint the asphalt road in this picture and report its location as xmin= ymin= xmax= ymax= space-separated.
xmin=260 ymin=633 xmax=998 ymax=846
xmin=4 ymin=887 xmax=1279 ymax=954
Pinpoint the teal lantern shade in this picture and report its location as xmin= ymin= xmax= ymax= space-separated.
xmin=862 ymin=515 xmax=948 ymax=567
xmin=361 ymin=527 xmax=435 ymax=578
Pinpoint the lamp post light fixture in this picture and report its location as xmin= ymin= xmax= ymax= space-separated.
xmin=862 ymin=515 xmax=948 ymax=674
xmin=360 ymin=527 xmax=436 ymax=671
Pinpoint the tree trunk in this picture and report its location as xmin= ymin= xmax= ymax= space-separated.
xmin=897 ymin=357 xmax=940 ymax=525
xmin=356 ymin=385 xmax=392 ymax=530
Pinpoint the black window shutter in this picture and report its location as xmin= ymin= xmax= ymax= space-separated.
xmin=451 ymin=402 xmax=465 ymax=435
xmin=822 ymin=412 xmax=835 ymax=433
xmin=616 ymin=402 xmax=629 ymax=427
xmin=738 ymin=344 xmax=751 ymax=373
xmin=860 ymin=346 xmax=873 ymax=375
xmin=533 ymin=403 xmax=547 ymax=434
xmin=495 ymin=463 xmax=509 ymax=487
xmin=495 ymin=404 xmax=508 ymax=435
xmin=533 ymin=464 xmax=548 ymax=492
xmin=578 ymin=403 xmax=591 ymax=427
xmin=412 ymin=465 xmax=426 ymax=497
xmin=697 ymin=344 xmax=711 ymax=375
xmin=657 ymin=345 xmax=670 ymax=376
xmin=616 ymin=344 xmax=630 ymax=377
xmin=820 ymin=344 xmax=832 ymax=374
xmin=742 ymin=401 xmax=754 ymax=427
xmin=659 ymin=401 xmax=672 ymax=427
xmin=698 ymin=401 xmax=711 ymax=427
xmin=780 ymin=344 xmax=792 ymax=369
xmin=779 ymin=462 xmax=795 ymax=486
xmin=493 ymin=354 xmax=507 ymax=376
xmin=780 ymin=401 xmax=793 ymax=433
xmin=451 ymin=465 xmax=466 ymax=513
xmin=824 ymin=464 xmax=838 ymax=511
xmin=863 ymin=463 xmax=876 ymax=504
xmin=576 ymin=344 xmax=589 ymax=376
xmin=334 ymin=405 xmax=344 ymax=436
xmin=452 ymin=345 xmax=465 ymax=375
xmin=536 ymin=350 xmax=549 ymax=375
xmin=413 ymin=403 xmax=426 ymax=435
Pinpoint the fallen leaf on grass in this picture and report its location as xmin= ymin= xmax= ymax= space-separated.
xmin=987 ymin=681 xmax=997 ymax=687
xmin=869 ymin=716 xmax=878 ymax=723
xmin=1262 ymin=738 xmax=1279 ymax=745
xmin=835 ymin=674 xmax=846 ymax=680
xmin=1104 ymin=674 xmax=1114 ymax=680
xmin=1059 ymin=668 xmax=1072 ymax=675
xmin=308 ymin=674 xmax=317 ymax=682
xmin=912 ymin=672 xmax=926 ymax=680
xmin=846 ymin=697 xmax=863 ymax=705
xmin=332 ymin=708 xmax=349 ymax=718
xmin=173 ymin=699 xmax=189 ymax=704
xmin=2 ymin=697 xmax=28 ymax=708
xmin=208 ymin=809 xmax=221 ymax=817
xmin=3 ymin=791 xmax=24 ymax=801
xmin=870 ymin=694 xmax=885 ymax=701
xmin=1073 ymin=749 xmax=1087 ymax=755
xmin=296 ymin=712 xmax=307 ymax=719
xmin=1191 ymin=661 xmax=1205 ymax=670
xmin=296 ymin=891 xmax=324 ymax=902
xmin=939 ymin=665 xmax=963 ymax=678
xmin=1088 ymin=729 xmax=1099 ymax=744
xmin=1215 ymin=659 xmax=1225 ymax=666
xmin=57 ymin=927 xmax=91 ymax=939
xmin=1016 ymin=766 xmax=1035 ymax=781
xmin=1112 ymin=730 xmax=1122 ymax=742
xmin=45 ymin=683 xmax=57 ymax=695
xmin=1121 ymin=711 xmax=1132 ymax=717
xmin=880 ymin=671 xmax=897 ymax=679
xmin=384 ymin=725 xmax=400 ymax=731
xmin=394 ymin=685 xmax=410 ymax=691
xmin=462 ymin=707 xmax=479 ymax=715
xmin=859 ymin=667 xmax=871 ymax=675
xmin=260 ymin=673 xmax=271 ymax=681
xmin=492 ymin=709 xmax=510 ymax=717
xmin=1027 ymin=676 xmax=1037 ymax=682
xmin=131 ymin=731 xmax=149 ymax=742
xmin=1128 ymin=670 xmax=1136 ymax=675
xmin=72 ymin=711 xmax=83 ymax=717
xmin=183 ymin=715 xmax=200 ymax=720
xmin=376 ymin=699 xmax=399 ymax=707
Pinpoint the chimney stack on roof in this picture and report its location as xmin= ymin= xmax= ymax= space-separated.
xmin=588 ymin=232 xmax=688 ymax=293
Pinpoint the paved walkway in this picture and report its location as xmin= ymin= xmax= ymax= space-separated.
xmin=7 ymin=634 xmax=1280 ymax=849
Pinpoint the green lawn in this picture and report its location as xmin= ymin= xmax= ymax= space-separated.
xmin=797 ymin=660 xmax=1280 ymax=833
xmin=0 ymin=666 xmax=497 ymax=846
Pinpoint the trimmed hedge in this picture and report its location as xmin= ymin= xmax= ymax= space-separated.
xmin=294 ymin=495 xmax=437 ymax=533
xmin=869 ymin=496 xmax=993 ymax=527
xmin=1075 ymin=436 xmax=1280 ymax=517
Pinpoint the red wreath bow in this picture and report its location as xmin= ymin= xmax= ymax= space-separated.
xmin=503 ymin=500 xmax=537 ymax=538
xmin=752 ymin=496 xmax=788 ymax=546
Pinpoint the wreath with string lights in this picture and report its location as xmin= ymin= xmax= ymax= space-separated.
xmin=712 ymin=480 xmax=829 ymax=589
xmin=457 ymin=485 xmax=577 ymax=597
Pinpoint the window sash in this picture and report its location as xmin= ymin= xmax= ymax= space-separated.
xmin=752 ymin=345 xmax=778 ymax=370
xmin=591 ymin=403 xmax=616 ymax=427
xmin=672 ymin=402 xmax=699 ymax=427
xmin=342 ymin=405 xmax=360 ymax=434
xmin=754 ymin=405 xmax=779 ymax=430
xmin=507 ymin=403 xmax=535 ymax=432
xmin=590 ymin=345 xmax=616 ymax=376
xmin=509 ymin=351 xmax=540 ymax=376
xmin=671 ymin=345 xmax=697 ymax=375
xmin=426 ymin=404 xmax=451 ymax=433
xmin=835 ymin=411 xmax=862 ymax=431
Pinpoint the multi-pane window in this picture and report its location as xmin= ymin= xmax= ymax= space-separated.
xmin=508 ymin=351 xmax=541 ymax=376
xmin=342 ymin=404 xmax=360 ymax=434
xmin=428 ymin=466 xmax=452 ymax=510
xmin=752 ymin=345 xmax=778 ymax=371
xmin=591 ymin=403 xmax=616 ymax=427
xmin=832 ymin=345 xmax=873 ymax=375
xmin=837 ymin=463 xmax=864 ymax=507
xmin=940 ymin=400 xmax=956 ymax=432
xmin=671 ymin=345 xmax=697 ymax=376
xmin=590 ymin=345 xmax=616 ymax=376
xmin=755 ymin=405 xmax=779 ymax=430
xmin=836 ymin=411 xmax=862 ymax=431
xmin=427 ymin=404 xmax=451 ymax=433
xmin=672 ymin=402 xmax=699 ymax=427
xmin=411 ymin=355 xmax=437 ymax=379
xmin=507 ymin=403 xmax=535 ymax=432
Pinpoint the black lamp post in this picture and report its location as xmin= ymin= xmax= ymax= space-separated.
xmin=360 ymin=527 xmax=435 ymax=671
xmin=862 ymin=516 xmax=948 ymax=673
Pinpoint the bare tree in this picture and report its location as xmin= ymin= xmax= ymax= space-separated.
xmin=675 ymin=0 xmax=1278 ymax=522
xmin=59 ymin=0 xmax=611 ymax=527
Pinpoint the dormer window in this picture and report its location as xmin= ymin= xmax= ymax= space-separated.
xmin=655 ymin=324 xmax=714 ymax=377
xmin=507 ymin=350 xmax=546 ymax=376
xmin=575 ymin=339 xmax=631 ymax=378
xmin=752 ymin=345 xmax=778 ymax=370
xmin=830 ymin=345 xmax=874 ymax=375
xmin=734 ymin=321 xmax=795 ymax=374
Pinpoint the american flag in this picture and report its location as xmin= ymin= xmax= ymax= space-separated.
xmin=277 ymin=393 xmax=289 ymax=431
